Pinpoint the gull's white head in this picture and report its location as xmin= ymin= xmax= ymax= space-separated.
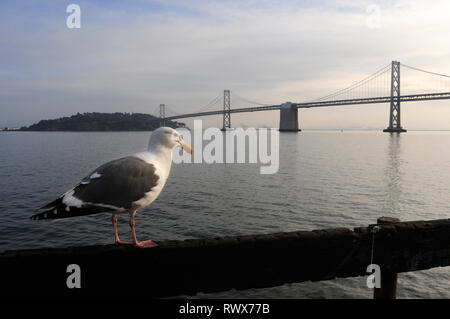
xmin=148 ymin=127 xmax=193 ymax=154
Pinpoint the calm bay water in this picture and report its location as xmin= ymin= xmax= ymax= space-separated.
xmin=0 ymin=130 xmax=449 ymax=298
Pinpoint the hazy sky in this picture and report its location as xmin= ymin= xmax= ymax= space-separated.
xmin=1 ymin=0 xmax=450 ymax=129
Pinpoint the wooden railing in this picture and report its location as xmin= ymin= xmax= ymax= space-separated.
xmin=1 ymin=216 xmax=449 ymax=298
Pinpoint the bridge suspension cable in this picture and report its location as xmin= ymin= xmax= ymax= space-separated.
xmin=311 ymin=63 xmax=392 ymax=102
xmin=401 ymin=63 xmax=450 ymax=96
xmin=150 ymin=105 xmax=161 ymax=118
xmin=232 ymin=92 xmax=270 ymax=107
xmin=193 ymin=94 xmax=223 ymax=113
xmin=164 ymin=106 xmax=183 ymax=117
xmin=402 ymin=64 xmax=450 ymax=78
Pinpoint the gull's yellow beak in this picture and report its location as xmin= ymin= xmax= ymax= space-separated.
xmin=180 ymin=141 xmax=193 ymax=154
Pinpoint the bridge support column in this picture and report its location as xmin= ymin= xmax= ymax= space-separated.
xmin=279 ymin=102 xmax=300 ymax=132
xmin=159 ymin=104 xmax=165 ymax=127
xmin=221 ymin=89 xmax=231 ymax=131
xmin=383 ymin=61 xmax=406 ymax=133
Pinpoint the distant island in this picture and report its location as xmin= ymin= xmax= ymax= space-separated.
xmin=19 ymin=112 xmax=184 ymax=131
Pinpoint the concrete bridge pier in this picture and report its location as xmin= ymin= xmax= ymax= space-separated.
xmin=279 ymin=102 xmax=301 ymax=132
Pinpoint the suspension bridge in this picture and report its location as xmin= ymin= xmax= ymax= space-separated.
xmin=154 ymin=61 xmax=450 ymax=132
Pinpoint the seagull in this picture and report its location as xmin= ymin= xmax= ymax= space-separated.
xmin=30 ymin=127 xmax=193 ymax=248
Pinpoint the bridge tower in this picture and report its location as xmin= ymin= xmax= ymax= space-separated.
xmin=159 ymin=104 xmax=165 ymax=127
xmin=221 ymin=89 xmax=231 ymax=131
xmin=383 ymin=61 xmax=407 ymax=133
xmin=279 ymin=102 xmax=301 ymax=132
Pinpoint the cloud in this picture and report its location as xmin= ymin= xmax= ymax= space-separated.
xmin=1 ymin=0 xmax=450 ymax=129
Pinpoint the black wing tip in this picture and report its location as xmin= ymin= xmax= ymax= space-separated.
xmin=37 ymin=197 xmax=63 ymax=211
xmin=32 ymin=197 xmax=66 ymax=220
xmin=30 ymin=209 xmax=56 ymax=221
xmin=30 ymin=203 xmax=116 ymax=221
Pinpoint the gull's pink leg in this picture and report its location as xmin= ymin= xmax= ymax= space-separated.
xmin=129 ymin=213 xmax=158 ymax=248
xmin=112 ymin=214 xmax=131 ymax=245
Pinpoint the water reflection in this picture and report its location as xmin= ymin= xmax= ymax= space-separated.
xmin=383 ymin=134 xmax=403 ymax=216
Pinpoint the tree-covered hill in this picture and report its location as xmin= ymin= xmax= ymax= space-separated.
xmin=20 ymin=112 xmax=184 ymax=131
